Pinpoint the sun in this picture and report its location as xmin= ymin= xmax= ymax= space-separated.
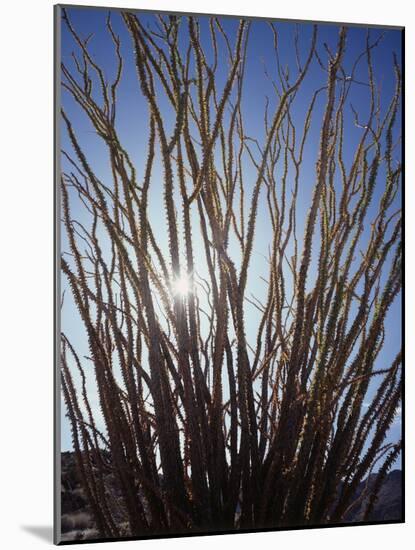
xmin=171 ymin=274 xmax=191 ymax=297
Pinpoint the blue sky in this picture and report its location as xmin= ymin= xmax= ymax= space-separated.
xmin=59 ymin=7 xmax=402 ymax=469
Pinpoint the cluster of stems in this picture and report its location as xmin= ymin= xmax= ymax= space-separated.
xmin=60 ymin=9 xmax=402 ymax=537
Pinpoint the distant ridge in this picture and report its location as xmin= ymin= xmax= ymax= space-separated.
xmin=344 ymin=469 xmax=402 ymax=523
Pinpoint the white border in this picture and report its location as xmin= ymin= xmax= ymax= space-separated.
xmin=1 ymin=1 xmax=411 ymax=548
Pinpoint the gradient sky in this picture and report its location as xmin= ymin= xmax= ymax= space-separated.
xmin=59 ymin=7 xmax=402 ymax=469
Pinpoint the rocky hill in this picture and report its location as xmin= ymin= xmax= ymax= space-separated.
xmin=59 ymin=452 xmax=403 ymax=542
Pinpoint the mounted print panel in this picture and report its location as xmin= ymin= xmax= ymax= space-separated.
xmin=54 ymin=4 xmax=404 ymax=545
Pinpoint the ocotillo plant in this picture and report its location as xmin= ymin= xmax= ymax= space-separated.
xmin=59 ymin=8 xmax=402 ymax=538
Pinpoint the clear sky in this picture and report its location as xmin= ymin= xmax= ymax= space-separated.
xmin=59 ymin=7 xmax=402 ymax=469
